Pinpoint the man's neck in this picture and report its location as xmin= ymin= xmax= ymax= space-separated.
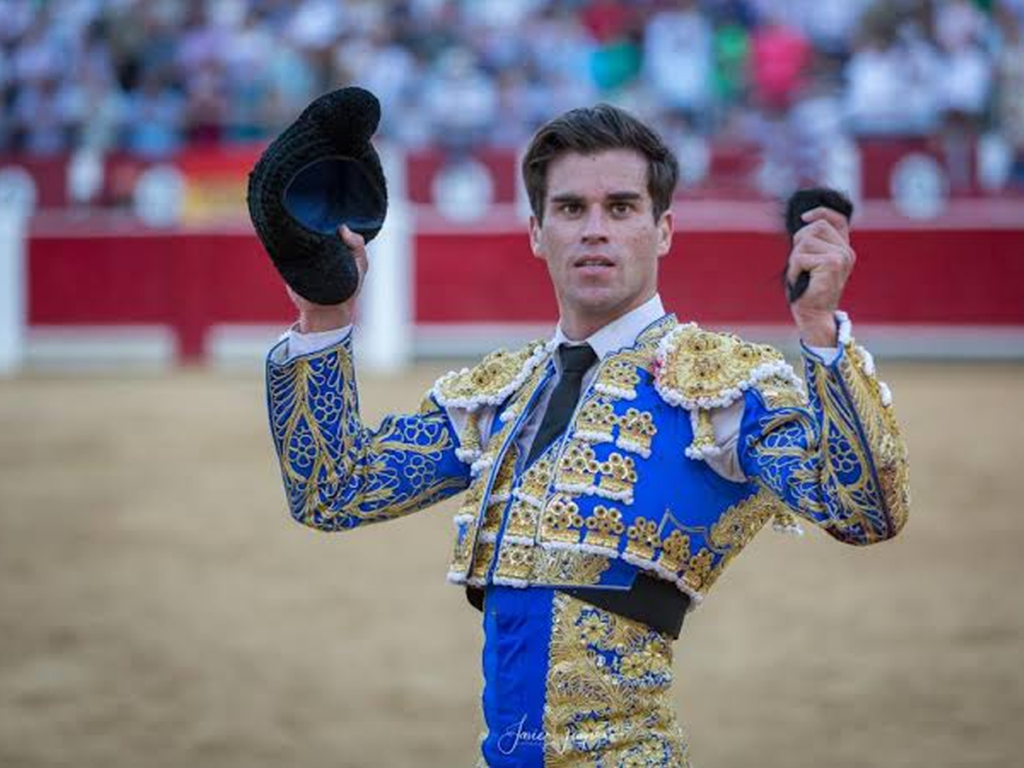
xmin=555 ymin=294 xmax=666 ymax=360
xmin=559 ymin=294 xmax=659 ymax=342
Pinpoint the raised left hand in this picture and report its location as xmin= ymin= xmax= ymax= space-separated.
xmin=787 ymin=206 xmax=856 ymax=346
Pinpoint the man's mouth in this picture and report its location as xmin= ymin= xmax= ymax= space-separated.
xmin=574 ymin=255 xmax=614 ymax=268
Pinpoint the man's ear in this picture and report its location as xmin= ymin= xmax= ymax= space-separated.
xmin=657 ymin=210 xmax=674 ymax=258
xmin=529 ymin=215 xmax=543 ymax=257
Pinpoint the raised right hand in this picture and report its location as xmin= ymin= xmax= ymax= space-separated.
xmin=288 ymin=225 xmax=369 ymax=333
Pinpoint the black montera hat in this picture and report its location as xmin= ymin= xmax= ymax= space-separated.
xmin=247 ymin=87 xmax=388 ymax=305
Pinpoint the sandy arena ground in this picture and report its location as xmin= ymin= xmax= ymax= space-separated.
xmin=1 ymin=359 xmax=1022 ymax=767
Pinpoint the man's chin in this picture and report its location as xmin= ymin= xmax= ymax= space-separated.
xmin=565 ymin=292 xmax=637 ymax=322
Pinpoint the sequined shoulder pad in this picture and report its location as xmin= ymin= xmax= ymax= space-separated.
xmin=654 ymin=323 xmax=801 ymax=411
xmin=432 ymin=340 xmax=552 ymax=412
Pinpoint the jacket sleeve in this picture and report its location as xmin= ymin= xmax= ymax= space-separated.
xmin=265 ymin=335 xmax=472 ymax=531
xmin=738 ymin=324 xmax=910 ymax=546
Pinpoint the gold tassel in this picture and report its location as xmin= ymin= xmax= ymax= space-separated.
xmin=692 ymin=408 xmax=716 ymax=454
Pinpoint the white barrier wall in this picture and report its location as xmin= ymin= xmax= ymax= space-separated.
xmin=0 ymin=207 xmax=27 ymax=376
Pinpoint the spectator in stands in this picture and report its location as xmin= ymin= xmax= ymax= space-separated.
xmin=749 ymin=8 xmax=811 ymax=114
xmin=121 ymin=70 xmax=186 ymax=158
xmin=843 ymin=13 xmax=943 ymax=137
xmin=994 ymin=2 xmax=1024 ymax=186
xmin=420 ymin=46 xmax=499 ymax=153
xmin=934 ymin=0 xmax=995 ymax=190
xmin=0 ymin=0 xmax=1014 ymax=206
xmin=76 ymin=66 xmax=127 ymax=152
xmin=10 ymin=75 xmax=80 ymax=155
xmin=644 ymin=0 xmax=714 ymax=131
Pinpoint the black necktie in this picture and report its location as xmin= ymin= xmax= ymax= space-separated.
xmin=526 ymin=343 xmax=597 ymax=465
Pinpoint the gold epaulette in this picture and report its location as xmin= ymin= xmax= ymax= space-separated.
xmin=655 ymin=323 xmax=800 ymax=409
xmin=431 ymin=339 xmax=552 ymax=412
xmin=654 ymin=323 xmax=803 ymax=456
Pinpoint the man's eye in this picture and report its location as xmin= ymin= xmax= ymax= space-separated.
xmin=560 ymin=202 xmax=583 ymax=215
xmin=611 ymin=202 xmax=633 ymax=216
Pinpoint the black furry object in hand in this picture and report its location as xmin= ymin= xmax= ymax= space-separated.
xmin=247 ymin=87 xmax=388 ymax=305
xmin=784 ymin=187 xmax=854 ymax=303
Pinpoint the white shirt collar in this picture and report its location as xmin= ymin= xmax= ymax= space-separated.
xmin=552 ymin=294 xmax=666 ymax=362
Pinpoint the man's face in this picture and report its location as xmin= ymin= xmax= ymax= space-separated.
xmin=529 ymin=149 xmax=673 ymax=338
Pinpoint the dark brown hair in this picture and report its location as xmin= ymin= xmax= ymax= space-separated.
xmin=521 ymin=104 xmax=679 ymax=223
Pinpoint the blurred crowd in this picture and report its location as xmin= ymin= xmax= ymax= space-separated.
xmin=1 ymin=0 xmax=1023 ymax=172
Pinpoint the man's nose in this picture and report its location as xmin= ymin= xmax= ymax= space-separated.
xmin=580 ymin=205 xmax=609 ymax=242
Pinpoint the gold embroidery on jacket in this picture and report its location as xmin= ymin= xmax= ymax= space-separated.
xmin=469 ymin=541 xmax=496 ymax=583
xmin=616 ymin=407 xmax=657 ymax=458
xmin=532 ymin=549 xmax=611 ymax=586
xmin=656 ymin=324 xmax=793 ymax=408
xmin=574 ymin=398 xmax=617 ymax=444
xmin=494 ymin=541 xmax=536 ymax=582
xmin=479 ymin=449 xmax=519 ymax=538
xmin=540 ymin=494 xmax=584 ymax=547
xmin=582 ymin=505 xmax=626 ymax=552
xmin=594 ymin=358 xmax=641 ymax=400
xmin=450 ymin=520 xmax=476 ymax=574
xmin=598 ymin=452 xmax=637 ymax=502
xmin=270 ymin=345 xmax=465 ymax=529
xmin=555 ymin=443 xmax=638 ymax=504
xmin=837 ymin=348 xmax=911 ymax=537
xmin=456 ymin=479 xmax=485 ymax=522
xmin=656 ymin=530 xmax=691 ymax=575
xmin=516 ymin=457 xmax=555 ymax=507
xmin=624 ymin=516 xmax=660 ymax=562
xmin=681 ymin=548 xmax=714 ymax=592
xmin=433 ymin=341 xmax=549 ymax=411
xmin=505 ymin=498 xmax=540 ymax=540
xmin=557 ymin=442 xmax=601 ymax=492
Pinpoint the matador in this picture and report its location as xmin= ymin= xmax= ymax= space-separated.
xmin=263 ymin=103 xmax=910 ymax=766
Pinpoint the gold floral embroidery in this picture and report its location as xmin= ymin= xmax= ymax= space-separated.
xmin=656 ymin=324 xmax=794 ymax=409
xmin=543 ymin=594 xmax=690 ymax=766
xmin=433 ymin=341 xmax=548 ymax=411
xmin=758 ymin=372 xmax=808 ymax=409
xmin=504 ymin=498 xmax=540 ymax=540
xmin=616 ymin=407 xmax=657 ymax=457
xmin=657 ymin=529 xmax=691 ymax=575
xmin=598 ymin=452 xmax=637 ymax=502
xmin=517 ymin=456 xmax=554 ymax=506
xmin=469 ymin=541 xmax=495 ymax=582
xmin=268 ymin=343 xmax=467 ymax=530
xmin=681 ymin=548 xmax=713 ymax=592
xmin=582 ymin=505 xmax=625 ymax=552
xmin=532 ymin=549 xmax=611 ymax=586
xmin=624 ymin=516 xmax=659 ymax=562
xmin=557 ymin=442 xmax=601 ymax=491
xmin=540 ymin=494 xmax=584 ymax=547
xmin=574 ymin=398 xmax=617 ymax=443
xmin=455 ymin=478 xmax=485 ymax=520
xmin=594 ymin=358 xmax=641 ymax=400
xmin=489 ymin=446 xmax=518 ymax=498
xmin=479 ymin=449 xmax=519 ymax=537
xmin=837 ymin=348 xmax=911 ymax=538
xmin=450 ymin=520 xmax=476 ymax=574
xmin=708 ymin=488 xmax=778 ymax=551
xmin=479 ymin=502 xmax=504 ymax=539
xmin=494 ymin=541 xmax=536 ymax=582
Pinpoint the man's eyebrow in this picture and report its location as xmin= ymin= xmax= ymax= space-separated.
xmin=606 ymin=191 xmax=643 ymax=202
xmin=549 ymin=193 xmax=585 ymax=204
xmin=548 ymin=191 xmax=644 ymax=203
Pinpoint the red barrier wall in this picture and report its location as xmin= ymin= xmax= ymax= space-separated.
xmin=27 ymin=222 xmax=1024 ymax=361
